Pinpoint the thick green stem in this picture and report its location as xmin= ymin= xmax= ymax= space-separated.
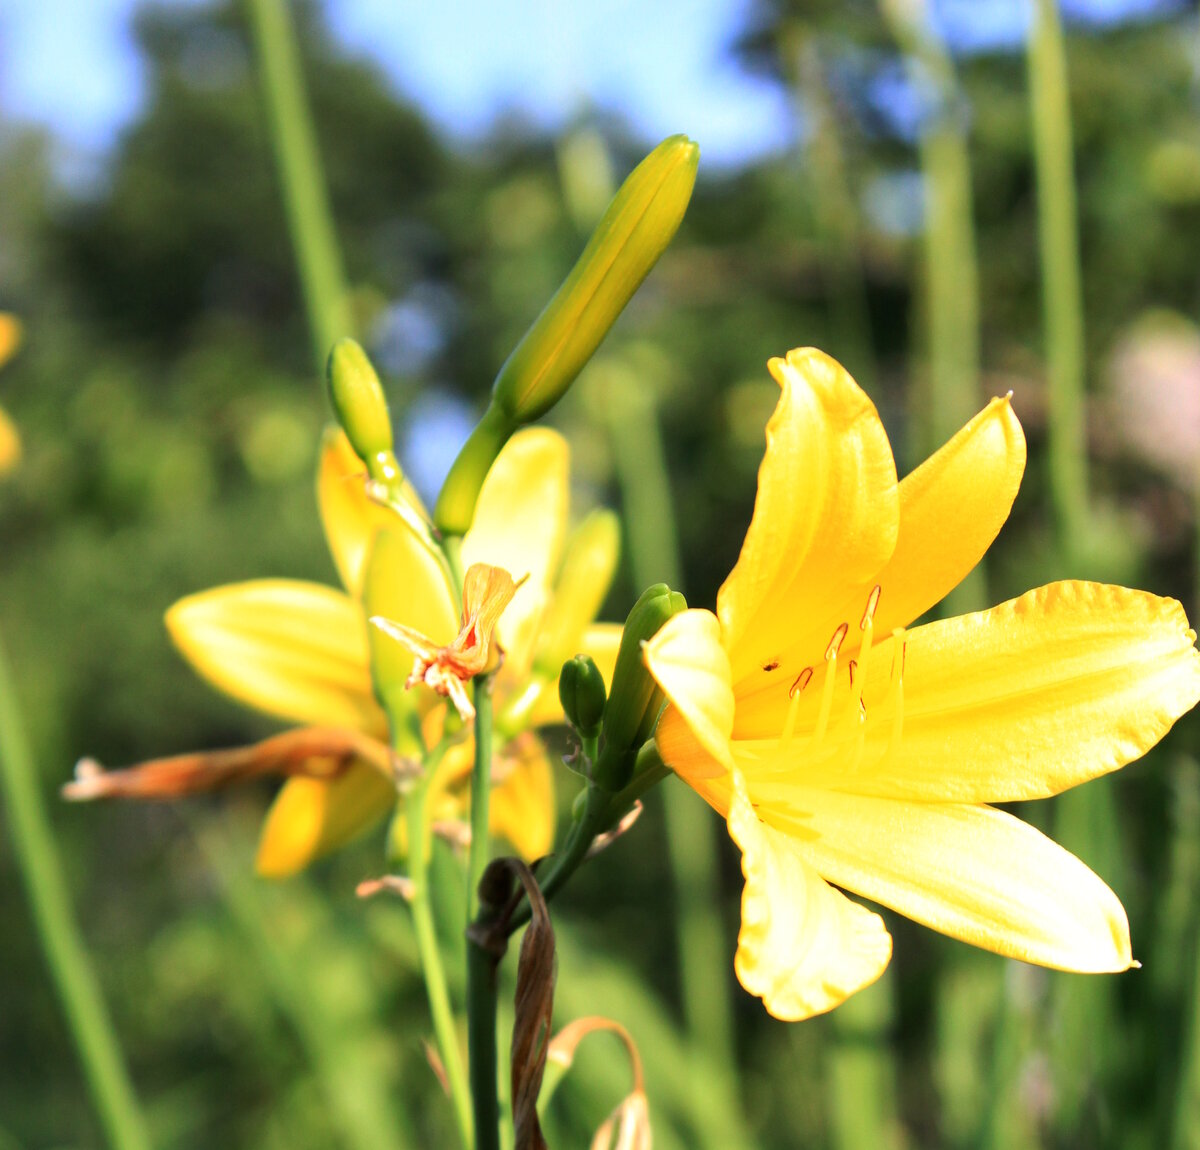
xmin=468 ymin=678 xmax=494 ymax=922
xmin=1028 ymin=0 xmax=1089 ymax=561
xmin=406 ymin=762 xmax=473 ymax=1149
xmin=466 ymin=936 xmax=501 ymax=1150
xmin=0 ymin=628 xmax=152 ymax=1150
xmin=245 ymin=0 xmax=351 ymax=369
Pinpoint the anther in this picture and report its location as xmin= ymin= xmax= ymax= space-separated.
xmin=789 ymin=667 xmax=813 ymax=698
xmin=826 ymin=622 xmax=849 ymax=661
xmin=861 ymin=585 xmax=881 ymax=629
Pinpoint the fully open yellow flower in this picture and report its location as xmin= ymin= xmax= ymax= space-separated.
xmin=167 ymin=426 xmax=620 ymax=876
xmin=644 ymin=348 xmax=1200 ymax=1022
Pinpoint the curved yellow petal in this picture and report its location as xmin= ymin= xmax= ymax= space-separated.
xmin=728 ymin=775 xmax=892 ymax=1021
xmin=644 ymin=609 xmax=735 ymax=780
xmin=742 ymin=582 xmax=1200 ymax=803
xmin=317 ymin=428 xmax=430 ymax=598
xmin=872 ymin=394 xmax=1025 ymax=636
xmin=765 ymin=790 xmax=1132 ymax=972
xmin=0 ymin=406 xmax=20 ymax=477
xmin=489 ymin=736 xmax=556 ymax=860
xmin=716 ymin=349 xmax=899 ymax=688
xmin=256 ymin=763 xmax=396 ymax=877
xmin=464 ymin=428 xmax=570 ymax=669
xmin=0 ymin=314 xmax=21 ymax=369
xmin=166 ymin=580 xmax=385 ymax=732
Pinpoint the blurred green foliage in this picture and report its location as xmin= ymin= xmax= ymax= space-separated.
xmin=2 ymin=2 xmax=1200 ymax=1148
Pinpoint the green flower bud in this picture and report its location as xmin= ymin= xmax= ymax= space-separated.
xmin=558 ymin=654 xmax=607 ymax=739
xmin=327 ymin=338 xmax=402 ymax=485
xmin=533 ymin=509 xmax=621 ymax=680
xmin=434 ymin=136 xmax=699 ymax=537
xmin=591 ymin=583 xmax=686 ymax=791
xmin=492 ymin=135 xmax=698 ymax=425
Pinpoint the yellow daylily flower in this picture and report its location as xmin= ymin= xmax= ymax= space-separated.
xmin=166 ymin=426 xmax=620 ymax=876
xmin=0 ymin=313 xmax=22 ymax=476
xmin=644 ymin=347 xmax=1200 ymax=1022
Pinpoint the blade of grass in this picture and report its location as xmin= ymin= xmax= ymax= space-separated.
xmin=1026 ymin=5 xmax=1124 ymax=1137
xmin=189 ymin=816 xmax=416 ymax=1150
xmin=0 ymin=626 xmax=152 ymax=1150
xmin=245 ymin=0 xmax=352 ymax=368
xmin=881 ymin=0 xmax=985 ymax=612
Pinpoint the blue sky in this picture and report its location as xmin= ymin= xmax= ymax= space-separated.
xmin=0 ymin=0 xmax=793 ymax=173
xmin=0 ymin=0 xmax=1186 ymax=181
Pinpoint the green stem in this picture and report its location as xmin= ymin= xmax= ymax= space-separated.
xmin=404 ymin=744 xmax=473 ymax=1150
xmin=245 ymin=0 xmax=351 ymax=369
xmin=468 ymin=678 xmax=494 ymax=921
xmin=1028 ymin=0 xmax=1089 ymax=562
xmin=882 ymin=0 xmax=985 ymax=611
xmin=509 ymin=746 xmax=669 ymax=935
xmin=0 ymin=628 xmax=152 ymax=1150
xmin=600 ymin=366 xmax=740 ymax=1109
xmin=466 ymin=935 xmax=501 ymax=1150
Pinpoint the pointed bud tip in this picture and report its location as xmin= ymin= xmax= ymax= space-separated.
xmin=326 ymin=338 xmax=396 ymax=468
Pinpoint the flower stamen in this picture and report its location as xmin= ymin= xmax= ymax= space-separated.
xmin=811 ymin=622 xmax=847 ymax=747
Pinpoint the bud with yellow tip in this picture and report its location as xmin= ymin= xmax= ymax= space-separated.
xmin=326 ymin=338 xmax=403 ymax=486
xmin=435 ymin=136 xmax=699 ymax=536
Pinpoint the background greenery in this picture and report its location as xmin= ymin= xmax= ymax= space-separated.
xmin=3 ymin=1 xmax=1200 ymax=1147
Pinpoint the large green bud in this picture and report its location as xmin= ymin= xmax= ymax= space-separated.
xmin=591 ymin=583 xmax=686 ymax=792
xmin=435 ymin=136 xmax=699 ymax=536
xmin=327 ymin=338 xmax=402 ymax=486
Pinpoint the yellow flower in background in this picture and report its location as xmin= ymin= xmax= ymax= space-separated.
xmin=167 ymin=426 xmax=621 ymax=876
xmin=0 ymin=313 xmax=23 ymax=476
xmin=644 ymin=348 xmax=1200 ymax=1022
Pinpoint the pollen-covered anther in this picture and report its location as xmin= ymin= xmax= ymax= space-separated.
xmin=811 ymin=621 xmax=848 ymax=746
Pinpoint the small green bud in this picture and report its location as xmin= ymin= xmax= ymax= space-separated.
xmin=591 ymin=583 xmax=686 ymax=791
xmin=327 ymin=338 xmax=402 ymax=485
xmin=558 ymin=654 xmax=607 ymax=739
xmin=533 ymin=509 xmax=621 ymax=680
xmin=434 ymin=136 xmax=699 ymax=537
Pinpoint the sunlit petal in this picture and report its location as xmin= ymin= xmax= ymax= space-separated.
xmin=875 ymin=395 xmax=1025 ymax=635
xmin=464 ymin=428 xmax=569 ymax=669
xmin=488 ymin=735 xmax=556 ymax=861
xmin=643 ymin=609 xmax=735 ymax=779
xmin=716 ymin=349 xmax=899 ymax=687
xmin=318 ymin=428 xmax=432 ymax=598
xmin=728 ymin=775 xmax=892 ymax=1021
xmin=765 ymin=790 xmax=1132 ymax=972
xmin=166 ymin=580 xmax=385 ymax=733
xmin=734 ymin=583 xmax=1200 ymax=802
xmin=255 ymin=763 xmax=397 ymax=878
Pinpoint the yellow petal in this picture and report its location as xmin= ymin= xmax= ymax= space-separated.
xmin=763 ymin=790 xmax=1132 ymax=972
xmin=317 ymin=428 xmax=430 ymax=598
xmin=166 ymin=580 xmax=385 ymax=732
xmin=0 ymin=314 xmax=21 ymax=369
xmin=489 ymin=736 xmax=556 ymax=860
xmin=741 ymin=582 xmax=1200 ymax=803
xmin=0 ymin=405 xmax=20 ymax=477
xmin=463 ymin=428 xmax=569 ymax=670
xmin=256 ymin=764 xmax=396 ymax=877
xmin=643 ymin=609 xmax=735 ymax=780
xmin=872 ymin=395 xmax=1025 ymax=635
xmin=527 ymin=621 xmax=623 ymax=727
xmin=728 ymin=775 xmax=892 ymax=1020
xmin=716 ymin=349 xmax=899 ymax=688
